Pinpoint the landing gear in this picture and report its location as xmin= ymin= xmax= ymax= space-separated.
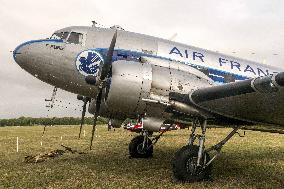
xmin=129 ymin=134 xmax=153 ymax=158
xmin=172 ymin=118 xmax=241 ymax=182
xmin=173 ymin=145 xmax=212 ymax=182
xmin=129 ymin=127 xmax=170 ymax=158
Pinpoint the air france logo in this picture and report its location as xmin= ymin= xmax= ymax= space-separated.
xmin=76 ymin=50 xmax=103 ymax=76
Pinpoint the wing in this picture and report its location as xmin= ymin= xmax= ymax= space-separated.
xmin=170 ymin=72 xmax=284 ymax=126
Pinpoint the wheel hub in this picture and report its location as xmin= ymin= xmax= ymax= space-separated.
xmin=186 ymin=157 xmax=198 ymax=175
xmin=137 ymin=143 xmax=146 ymax=154
xmin=186 ymin=156 xmax=204 ymax=176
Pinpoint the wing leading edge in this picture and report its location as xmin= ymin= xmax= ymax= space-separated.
xmin=170 ymin=72 xmax=284 ymax=126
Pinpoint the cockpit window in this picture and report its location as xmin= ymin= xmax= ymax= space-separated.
xmin=61 ymin=32 xmax=69 ymax=40
xmin=67 ymin=32 xmax=83 ymax=44
xmin=50 ymin=32 xmax=69 ymax=40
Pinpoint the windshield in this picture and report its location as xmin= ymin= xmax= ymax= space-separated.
xmin=50 ymin=32 xmax=69 ymax=40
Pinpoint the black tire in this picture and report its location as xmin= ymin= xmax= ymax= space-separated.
xmin=172 ymin=145 xmax=212 ymax=182
xmin=129 ymin=135 xmax=153 ymax=158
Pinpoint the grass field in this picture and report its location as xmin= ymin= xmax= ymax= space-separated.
xmin=0 ymin=125 xmax=283 ymax=189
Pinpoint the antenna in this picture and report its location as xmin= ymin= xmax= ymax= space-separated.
xmin=91 ymin=20 xmax=97 ymax=27
xmin=168 ymin=33 xmax=178 ymax=41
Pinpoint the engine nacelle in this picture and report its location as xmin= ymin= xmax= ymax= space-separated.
xmin=89 ymin=58 xmax=213 ymax=122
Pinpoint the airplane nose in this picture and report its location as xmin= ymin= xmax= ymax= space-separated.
xmin=13 ymin=42 xmax=30 ymax=65
xmin=12 ymin=40 xmax=47 ymax=75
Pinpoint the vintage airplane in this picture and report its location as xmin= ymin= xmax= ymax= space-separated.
xmin=13 ymin=22 xmax=284 ymax=182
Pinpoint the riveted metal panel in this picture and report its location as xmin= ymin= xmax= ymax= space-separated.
xmin=169 ymin=68 xmax=211 ymax=94
xmin=135 ymin=63 xmax=152 ymax=113
xmin=151 ymin=65 xmax=171 ymax=96
xmin=104 ymin=60 xmax=152 ymax=117
xmin=146 ymin=60 xmax=213 ymax=119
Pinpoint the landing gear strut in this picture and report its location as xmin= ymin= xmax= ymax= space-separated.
xmin=172 ymin=118 xmax=241 ymax=182
xmin=129 ymin=125 xmax=170 ymax=158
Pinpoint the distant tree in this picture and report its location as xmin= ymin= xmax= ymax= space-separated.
xmin=0 ymin=116 xmax=108 ymax=127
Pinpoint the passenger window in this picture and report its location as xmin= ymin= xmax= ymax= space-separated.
xmin=67 ymin=32 xmax=83 ymax=44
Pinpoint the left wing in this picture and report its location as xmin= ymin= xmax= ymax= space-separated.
xmin=169 ymin=72 xmax=284 ymax=126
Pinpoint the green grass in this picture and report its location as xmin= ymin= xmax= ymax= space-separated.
xmin=0 ymin=125 xmax=283 ymax=189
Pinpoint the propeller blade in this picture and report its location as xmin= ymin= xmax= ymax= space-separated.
xmin=89 ymin=114 xmax=98 ymax=150
xmin=78 ymin=99 xmax=88 ymax=139
xmin=100 ymin=30 xmax=117 ymax=80
xmin=89 ymin=90 xmax=103 ymax=150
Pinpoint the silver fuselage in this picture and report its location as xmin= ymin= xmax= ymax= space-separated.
xmin=13 ymin=26 xmax=283 ymax=121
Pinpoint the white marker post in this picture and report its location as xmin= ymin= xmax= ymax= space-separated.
xmin=83 ymin=130 xmax=86 ymax=137
xmin=16 ymin=137 xmax=19 ymax=152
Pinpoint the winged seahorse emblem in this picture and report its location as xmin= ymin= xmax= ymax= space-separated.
xmin=78 ymin=51 xmax=101 ymax=75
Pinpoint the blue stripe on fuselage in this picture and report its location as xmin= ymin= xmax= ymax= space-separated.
xmin=93 ymin=48 xmax=250 ymax=83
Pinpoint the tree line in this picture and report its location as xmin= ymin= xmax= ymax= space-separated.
xmin=0 ymin=116 xmax=108 ymax=127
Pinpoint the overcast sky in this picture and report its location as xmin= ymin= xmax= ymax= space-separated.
xmin=0 ymin=0 xmax=283 ymax=118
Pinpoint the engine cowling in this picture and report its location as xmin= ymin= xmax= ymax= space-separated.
xmin=102 ymin=60 xmax=152 ymax=118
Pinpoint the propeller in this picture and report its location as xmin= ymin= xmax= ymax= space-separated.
xmin=87 ymin=30 xmax=118 ymax=150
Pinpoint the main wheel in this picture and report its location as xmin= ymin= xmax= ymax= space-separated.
xmin=172 ymin=145 xmax=212 ymax=182
xmin=129 ymin=135 xmax=153 ymax=158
